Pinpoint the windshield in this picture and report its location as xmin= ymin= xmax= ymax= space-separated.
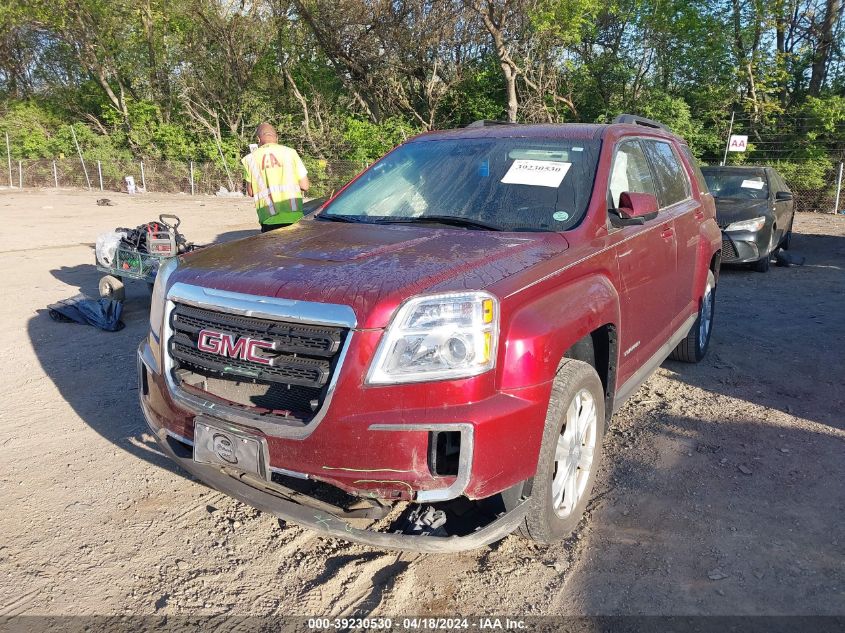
xmin=702 ymin=169 xmax=769 ymax=200
xmin=319 ymin=137 xmax=601 ymax=231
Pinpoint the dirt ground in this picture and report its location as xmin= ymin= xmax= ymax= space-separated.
xmin=0 ymin=188 xmax=843 ymax=619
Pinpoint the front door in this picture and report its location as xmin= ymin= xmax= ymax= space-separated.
xmin=607 ymin=138 xmax=678 ymax=385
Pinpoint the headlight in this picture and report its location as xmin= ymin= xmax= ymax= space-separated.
xmin=149 ymin=256 xmax=179 ymax=337
xmin=366 ymin=292 xmax=499 ymax=384
xmin=725 ymin=216 xmax=766 ymax=232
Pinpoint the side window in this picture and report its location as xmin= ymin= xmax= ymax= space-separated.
xmin=642 ymin=140 xmax=691 ymax=208
xmin=608 ymin=140 xmax=657 ymax=209
xmin=767 ymin=170 xmax=779 ymax=194
xmin=771 ymin=170 xmax=788 ymax=194
xmin=679 ymin=145 xmax=708 ymax=195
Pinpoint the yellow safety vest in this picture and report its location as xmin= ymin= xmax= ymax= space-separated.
xmin=241 ymin=143 xmax=308 ymax=226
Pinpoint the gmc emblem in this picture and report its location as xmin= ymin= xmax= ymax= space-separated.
xmin=197 ymin=329 xmax=272 ymax=365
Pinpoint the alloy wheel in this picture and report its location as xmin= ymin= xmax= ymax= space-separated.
xmin=552 ymin=388 xmax=598 ymax=518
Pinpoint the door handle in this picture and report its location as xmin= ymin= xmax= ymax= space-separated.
xmin=661 ymin=226 xmax=674 ymax=239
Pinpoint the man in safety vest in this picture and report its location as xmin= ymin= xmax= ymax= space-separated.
xmin=241 ymin=122 xmax=310 ymax=232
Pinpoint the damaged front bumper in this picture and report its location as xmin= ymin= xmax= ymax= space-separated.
xmin=138 ymin=341 xmax=530 ymax=552
xmin=721 ymin=227 xmax=771 ymax=264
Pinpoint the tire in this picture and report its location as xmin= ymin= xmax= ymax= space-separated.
xmin=751 ymin=253 xmax=770 ymax=272
xmin=670 ymin=270 xmax=715 ymax=363
xmin=99 ymin=275 xmax=126 ymax=302
xmin=520 ymin=358 xmax=606 ymax=544
xmin=781 ymin=220 xmax=793 ymax=250
xmin=752 ymin=226 xmax=777 ymax=273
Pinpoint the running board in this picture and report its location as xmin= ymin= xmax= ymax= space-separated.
xmin=612 ymin=313 xmax=697 ymax=412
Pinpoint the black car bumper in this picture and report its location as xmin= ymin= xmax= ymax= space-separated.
xmin=721 ymin=227 xmax=771 ymax=264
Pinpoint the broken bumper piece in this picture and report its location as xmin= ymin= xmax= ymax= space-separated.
xmin=142 ymin=410 xmax=529 ymax=553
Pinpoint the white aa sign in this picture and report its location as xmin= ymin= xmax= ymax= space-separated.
xmin=728 ymin=135 xmax=748 ymax=152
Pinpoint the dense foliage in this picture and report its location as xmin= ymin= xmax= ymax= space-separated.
xmin=0 ymin=0 xmax=842 ymax=185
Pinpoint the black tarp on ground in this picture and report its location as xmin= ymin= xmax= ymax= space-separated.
xmin=48 ymin=294 xmax=125 ymax=331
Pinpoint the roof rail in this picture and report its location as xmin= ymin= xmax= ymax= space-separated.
xmin=613 ymin=114 xmax=670 ymax=132
xmin=465 ymin=120 xmax=519 ymax=128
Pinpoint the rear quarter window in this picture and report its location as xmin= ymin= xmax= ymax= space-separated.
xmin=642 ymin=140 xmax=691 ymax=207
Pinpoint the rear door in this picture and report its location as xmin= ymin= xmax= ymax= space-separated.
xmin=641 ymin=139 xmax=699 ymax=324
xmin=607 ymin=138 xmax=677 ymax=378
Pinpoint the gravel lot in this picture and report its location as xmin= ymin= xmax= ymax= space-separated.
xmin=1 ymin=188 xmax=843 ymax=618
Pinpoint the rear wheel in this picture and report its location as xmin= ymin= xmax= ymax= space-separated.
xmin=520 ymin=359 xmax=605 ymax=543
xmin=670 ymin=270 xmax=716 ymax=363
xmin=99 ymin=275 xmax=125 ymax=302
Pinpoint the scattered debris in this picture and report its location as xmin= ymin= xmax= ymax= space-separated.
xmin=398 ymin=505 xmax=447 ymax=536
xmin=738 ymin=464 xmax=753 ymax=475
xmin=215 ymin=186 xmax=244 ymax=198
xmin=776 ymin=251 xmax=805 ymax=267
xmin=708 ymin=568 xmax=730 ymax=580
xmin=779 ymin=448 xmax=791 ymax=454
xmin=96 ymin=198 xmax=113 ymax=206
xmin=697 ymin=443 xmax=722 ymax=454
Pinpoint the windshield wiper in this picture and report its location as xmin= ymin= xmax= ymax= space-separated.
xmin=316 ymin=214 xmax=369 ymax=223
xmin=377 ymin=215 xmax=502 ymax=231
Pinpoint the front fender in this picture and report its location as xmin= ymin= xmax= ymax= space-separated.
xmin=499 ymin=274 xmax=620 ymax=390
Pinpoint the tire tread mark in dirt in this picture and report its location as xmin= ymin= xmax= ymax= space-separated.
xmin=294 ymin=551 xmax=380 ymax=615
xmin=0 ymin=587 xmax=42 ymax=616
xmin=336 ymin=554 xmax=409 ymax=617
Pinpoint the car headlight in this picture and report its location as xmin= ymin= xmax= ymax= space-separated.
xmin=725 ymin=216 xmax=766 ymax=232
xmin=149 ymin=256 xmax=179 ymax=337
xmin=366 ymin=292 xmax=499 ymax=384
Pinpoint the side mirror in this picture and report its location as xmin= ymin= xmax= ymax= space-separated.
xmin=776 ymin=191 xmax=793 ymax=201
xmin=610 ymin=192 xmax=659 ymax=227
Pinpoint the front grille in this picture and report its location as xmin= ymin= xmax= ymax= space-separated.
xmin=721 ymin=237 xmax=739 ymax=262
xmin=170 ymin=333 xmax=330 ymax=387
xmin=168 ymin=303 xmax=348 ymax=421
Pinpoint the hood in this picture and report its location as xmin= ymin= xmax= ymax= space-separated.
xmin=714 ymin=198 xmax=771 ymax=227
xmin=171 ymin=218 xmax=568 ymax=328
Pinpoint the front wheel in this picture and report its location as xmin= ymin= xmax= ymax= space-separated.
xmin=520 ymin=359 xmax=606 ymax=543
xmin=781 ymin=220 xmax=793 ymax=250
xmin=751 ymin=253 xmax=770 ymax=273
xmin=752 ymin=227 xmax=777 ymax=273
xmin=670 ymin=270 xmax=716 ymax=363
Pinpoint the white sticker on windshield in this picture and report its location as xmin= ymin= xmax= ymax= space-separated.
xmin=741 ymin=179 xmax=765 ymax=190
xmin=501 ymin=160 xmax=571 ymax=188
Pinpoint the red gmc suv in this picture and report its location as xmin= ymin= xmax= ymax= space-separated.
xmin=138 ymin=115 xmax=721 ymax=551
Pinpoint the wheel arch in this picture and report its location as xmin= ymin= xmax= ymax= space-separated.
xmin=499 ymin=273 xmax=620 ymax=395
xmin=564 ymin=325 xmax=617 ymax=421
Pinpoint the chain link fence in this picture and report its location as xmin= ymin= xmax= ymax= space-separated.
xmin=3 ymin=155 xmax=843 ymax=213
xmin=5 ymin=157 xmax=367 ymax=199
xmin=742 ymin=160 xmax=845 ymax=214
